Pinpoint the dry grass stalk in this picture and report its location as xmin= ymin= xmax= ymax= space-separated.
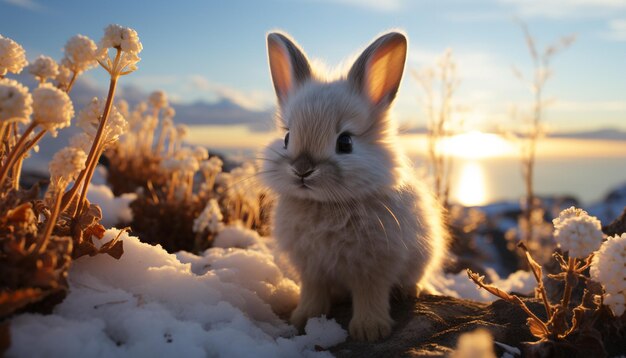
xmin=511 ymin=21 xmax=576 ymax=243
xmin=412 ymin=49 xmax=461 ymax=208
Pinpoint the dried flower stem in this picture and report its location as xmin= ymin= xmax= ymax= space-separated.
xmin=0 ymin=122 xmax=37 ymax=188
xmin=66 ymin=71 xmax=78 ymax=93
xmin=33 ymin=188 xmax=63 ymax=254
xmin=561 ymin=257 xmax=577 ymax=309
xmin=10 ymin=129 xmax=48 ymax=189
xmin=65 ymin=50 xmax=121 ymax=216
xmin=519 ymin=242 xmax=552 ymax=317
xmin=467 ymin=269 xmax=550 ymax=338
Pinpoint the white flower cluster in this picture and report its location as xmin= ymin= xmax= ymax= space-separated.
xmin=99 ymin=24 xmax=143 ymax=53
xmin=97 ymin=24 xmax=142 ymax=74
xmin=193 ymin=199 xmax=224 ymax=234
xmin=160 ymin=157 xmax=181 ymax=173
xmin=176 ymin=124 xmax=189 ymax=140
xmin=32 ymin=83 xmax=74 ymax=136
xmin=162 ymin=106 xmax=175 ymax=120
xmin=200 ymin=156 xmax=223 ymax=176
xmin=193 ymin=146 xmax=209 ymax=161
xmin=77 ymin=97 xmax=128 ymax=145
xmin=55 ymin=65 xmax=73 ymax=89
xmin=69 ymin=132 xmax=94 ymax=152
xmin=228 ymin=162 xmax=257 ymax=196
xmin=62 ymin=34 xmax=98 ymax=73
xmin=28 ymin=55 xmax=59 ymax=83
xmin=0 ymin=78 xmax=32 ymax=123
xmin=49 ymin=147 xmax=87 ymax=182
xmin=148 ymin=90 xmax=168 ymax=110
xmin=179 ymin=156 xmax=200 ymax=173
xmin=0 ymin=35 xmax=27 ymax=76
xmin=590 ymin=233 xmax=626 ymax=317
xmin=552 ymin=206 xmax=603 ymax=258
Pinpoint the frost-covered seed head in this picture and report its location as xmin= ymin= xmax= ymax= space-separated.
xmin=97 ymin=25 xmax=142 ymax=75
xmin=99 ymin=24 xmax=143 ymax=54
xmin=590 ymin=233 xmax=626 ymax=317
xmin=149 ymin=90 xmax=168 ymax=110
xmin=78 ymin=97 xmax=128 ymax=144
xmin=32 ymin=83 xmax=74 ymax=135
xmin=176 ymin=124 xmax=189 ymax=140
xmin=28 ymin=55 xmax=59 ymax=83
xmin=193 ymin=146 xmax=209 ymax=160
xmin=116 ymin=99 xmax=129 ymax=119
xmin=0 ymin=35 xmax=27 ymax=76
xmin=69 ymin=132 xmax=94 ymax=152
xmin=163 ymin=106 xmax=175 ymax=119
xmin=0 ymin=78 xmax=32 ymax=123
xmin=62 ymin=35 xmax=98 ymax=73
xmin=56 ymin=64 xmax=72 ymax=89
xmin=179 ymin=156 xmax=199 ymax=173
xmin=160 ymin=157 xmax=181 ymax=172
xmin=201 ymin=156 xmax=223 ymax=175
xmin=553 ymin=207 xmax=603 ymax=258
xmin=193 ymin=199 xmax=223 ymax=234
xmin=49 ymin=147 xmax=86 ymax=182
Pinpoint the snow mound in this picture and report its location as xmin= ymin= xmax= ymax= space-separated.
xmin=87 ymin=184 xmax=136 ymax=227
xmin=427 ymin=268 xmax=535 ymax=302
xmin=8 ymin=228 xmax=345 ymax=358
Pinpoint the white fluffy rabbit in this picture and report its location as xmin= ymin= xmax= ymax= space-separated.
xmin=261 ymin=31 xmax=447 ymax=341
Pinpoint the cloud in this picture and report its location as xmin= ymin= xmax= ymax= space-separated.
xmin=3 ymin=0 xmax=44 ymax=11
xmin=553 ymin=99 xmax=626 ymax=112
xmin=186 ymin=75 xmax=274 ymax=111
xmin=603 ymin=18 xmax=626 ymax=41
xmin=408 ymin=48 xmax=512 ymax=83
xmin=305 ymin=0 xmax=403 ymax=12
xmin=495 ymin=0 xmax=626 ymax=18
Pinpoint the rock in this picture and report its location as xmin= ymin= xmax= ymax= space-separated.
xmin=603 ymin=206 xmax=626 ymax=237
xmin=330 ymin=294 xmax=544 ymax=357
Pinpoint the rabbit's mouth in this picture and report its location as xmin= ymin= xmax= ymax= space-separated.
xmin=297 ymin=179 xmax=311 ymax=190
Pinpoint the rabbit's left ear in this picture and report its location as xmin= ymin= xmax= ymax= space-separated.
xmin=267 ymin=32 xmax=312 ymax=105
xmin=348 ymin=32 xmax=407 ymax=108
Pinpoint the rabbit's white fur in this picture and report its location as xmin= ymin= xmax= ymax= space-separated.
xmin=262 ymin=31 xmax=447 ymax=341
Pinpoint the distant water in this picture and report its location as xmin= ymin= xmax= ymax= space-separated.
xmin=23 ymin=125 xmax=626 ymax=207
xmin=413 ymin=156 xmax=626 ymax=206
xmin=188 ymin=128 xmax=626 ymax=206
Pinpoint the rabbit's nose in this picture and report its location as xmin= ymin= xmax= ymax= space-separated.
xmin=295 ymin=169 xmax=315 ymax=178
xmin=291 ymin=154 xmax=316 ymax=178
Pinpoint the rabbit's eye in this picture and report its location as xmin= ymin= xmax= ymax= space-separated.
xmin=284 ymin=132 xmax=289 ymax=149
xmin=336 ymin=133 xmax=352 ymax=154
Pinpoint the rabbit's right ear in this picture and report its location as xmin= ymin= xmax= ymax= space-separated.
xmin=267 ymin=32 xmax=312 ymax=105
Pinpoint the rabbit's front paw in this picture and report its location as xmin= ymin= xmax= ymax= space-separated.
xmin=290 ymin=305 xmax=310 ymax=331
xmin=349 ymin=312 xmax=393 ymax=341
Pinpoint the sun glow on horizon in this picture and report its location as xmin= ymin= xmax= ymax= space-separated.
xmin=440 ymin=131 xmax=515 ymax=159
xmin=453 ymin=161 xmax=489 ymax=206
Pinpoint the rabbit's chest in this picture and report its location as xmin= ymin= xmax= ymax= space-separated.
xmin=273 ymin=198 xmax=406 ymax=278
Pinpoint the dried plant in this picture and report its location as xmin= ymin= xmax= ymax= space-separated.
xmin=412 ymin=49 xmax=462 ymax=208
xmin=105 ymin=90 xmax=268 ymax=253
xmin=510 ymin=21 xmax=576 ymax=245
xmin=467 ymin=207 xmax=624 ymax=356
xmin=0 ymin=25 xmax=141 ymax=320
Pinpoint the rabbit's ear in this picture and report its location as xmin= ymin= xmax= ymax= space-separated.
xmin=267 ymin=32 xmax=312 ymax=104
xmin=348 ymin=32 xmax=407 ymax=108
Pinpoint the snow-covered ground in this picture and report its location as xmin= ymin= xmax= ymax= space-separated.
xmin=8 ymin=228 xmax=347 ymax=358
xmin=8 ymin=173 xmax=625 ymax=357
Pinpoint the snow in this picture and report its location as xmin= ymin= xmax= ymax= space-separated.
xmin=428 ymin=268 xmax=535 ymax=302
xmin=87 ymin=184 xmax=136 ymax=227
xmin=7 ymin=228 xmax=345 ymax=358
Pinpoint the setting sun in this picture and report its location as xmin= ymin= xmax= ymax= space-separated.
xmin=440 ymin=131 xmax=515 ymax=159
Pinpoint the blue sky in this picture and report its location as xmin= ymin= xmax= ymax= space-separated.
xmin=1 ymin=0 xmax=625 ymax=132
